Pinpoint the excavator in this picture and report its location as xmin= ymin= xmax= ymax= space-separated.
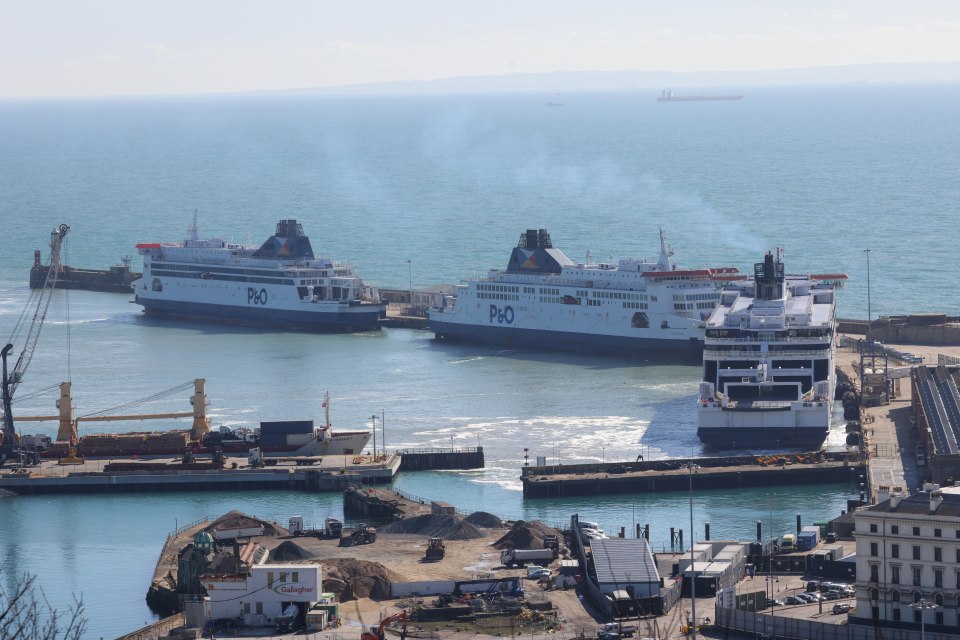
xmin=360 ymin=610 xmax=407 ymax=640
xmin=1 ymin=224 xmax=69 ymax=464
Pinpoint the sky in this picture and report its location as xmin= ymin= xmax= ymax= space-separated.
xmin=2 ymin=1 xmax=960 ymax=98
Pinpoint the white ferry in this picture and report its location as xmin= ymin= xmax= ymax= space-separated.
xmin=697 ymin=250 xmax=846 ymax=449
xmin=134 ymin=218 xmax=385 ymax=331
xmin=428 ymin=228 xmax=739 ymax=357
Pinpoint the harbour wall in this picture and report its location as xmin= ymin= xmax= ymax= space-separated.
xmin=398 ymin=447 xmax=484 ymax=471
xmin=838 ymin=315 xmax=960 ymax=345
xmin=522 ymin=455 xmax=865 ymax=499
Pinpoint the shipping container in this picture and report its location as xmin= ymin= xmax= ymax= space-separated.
xmin=260 ymin=420 xmax=314 ymax=435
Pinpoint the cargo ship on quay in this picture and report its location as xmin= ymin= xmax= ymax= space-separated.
xmin=428 ymin=228 xmax=740 ymax=357
xmin=134 ymin=217 xmax=386 ymax=331
xmin=697 ymin=250 xmax=846 ymax=448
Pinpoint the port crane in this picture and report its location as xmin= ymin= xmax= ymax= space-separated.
xmin=1 ymin=224 xmax=70 ymax=461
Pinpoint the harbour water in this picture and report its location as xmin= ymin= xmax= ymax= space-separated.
xmin=0 ymin=83 xmax=957 ymax=637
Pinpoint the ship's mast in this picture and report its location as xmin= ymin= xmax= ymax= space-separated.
xmin=324 ymin=391 xmax=330 ymax=428
xmin=656 ymin=227 xmax=675 ymax=272
xmin=188 ymin=209 xmax=199 ymax=242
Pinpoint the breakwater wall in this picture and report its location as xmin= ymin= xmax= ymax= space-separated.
xmin=521 ymin=454 xmax=865 ymax=498
xmin=398 ymin=446 xmax=484 ymax=471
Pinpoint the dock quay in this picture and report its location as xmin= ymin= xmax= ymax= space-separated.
xmin=521 ymin=453 xmax=864 ymax=498
xmin=0 ymin=447 xmax=483 ymax=495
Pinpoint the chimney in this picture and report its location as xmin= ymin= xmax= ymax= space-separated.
xmin=889 ymin=491 xmax=904 ymax=509
xmin=876 ymin=485 xmax=891 ymax=504
xmin=923 ymin=482 xmax=939 ymax=493
xmin=930 ymin=490 xmax=944 ymax=513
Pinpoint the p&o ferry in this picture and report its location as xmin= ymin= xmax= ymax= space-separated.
xmin=697 ymin=250 xmax=846 ymax=449
xmin=134 ymin=218 xmax=385 ymax=331
xmin=428 ymin=228 xmax=739 ymax=357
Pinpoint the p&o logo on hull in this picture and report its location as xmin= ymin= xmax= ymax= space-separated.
xmin=247 ymin=287 xmax=268 ymax=305
xmin=489 ymin=305 xmax=514 ymax=324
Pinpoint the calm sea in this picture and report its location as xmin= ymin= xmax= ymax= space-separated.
xmin=0 ymin=83 xmax=956 ymax=637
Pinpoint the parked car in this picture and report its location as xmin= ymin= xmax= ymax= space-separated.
xmin=823 ymin=592 xmax=842 ymax=601
xmin=795 ymin=593 xmax=816 ymax=603
xmin=527 ymin=568 xmax=552 ymax=580
xmin=833 ymin=603 xmax=853 ymax=614
xmin=784 ymin=596 xmax=805 ymax=605
xmin=805 ymin=581 xmax=821 ymax=592
xmin=765 ymin=599 xmax=784 ymax=607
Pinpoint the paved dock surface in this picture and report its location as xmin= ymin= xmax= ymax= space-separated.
xmin=836 ymin=337 xmax=960 ymax=496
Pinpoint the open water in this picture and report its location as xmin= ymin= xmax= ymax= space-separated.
xmin=0 ymin=83 xmax=957 ymax=637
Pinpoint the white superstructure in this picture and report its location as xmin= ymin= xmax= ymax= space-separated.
xmin=428 ymin=228 xmax=739 ymax=357
xmin=697 ymin=250 xmax=846 ymax=448
xmin=134 ymin=218 xmax=385 ymax=331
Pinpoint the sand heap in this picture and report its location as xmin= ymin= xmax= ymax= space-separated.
xmin=379 ymin=513 xmax=485 ymax=540
xmin=322 ymin=558 xmax=402 ymax=601
xmin=492 ymin=520 xmax=562 ymax=550
xmin=464 ymin=511 xmax=504 ymax=528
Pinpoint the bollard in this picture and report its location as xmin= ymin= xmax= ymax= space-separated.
xmin=705 ymin=522 xmax=710 ymax=541
xmin=670 ymin=527 xmax=675 ymax=550
xmin=796 ymin=513 xmax=802 ymax=534
xmin=756 ymin=521 xmax=762 ymax=541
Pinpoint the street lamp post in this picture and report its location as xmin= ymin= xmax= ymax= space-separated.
xmin=407 ymin=258 xmax=413 ymax=312
xmin=864 ymin=248 xmax=872 ymax=344
xmin=370 ymin=414 xmax=378 ymax=459
xmin=910 ymin=599 xmax=941 ymax=640
xmin=686 ymin=463 xmax=700 ymax=639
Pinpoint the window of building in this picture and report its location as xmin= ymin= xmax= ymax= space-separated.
xmin=243 ymin=602 xmax=251 ymax=614
xmin=936 ymin=611 xmax=944 ymax=625
xmin=913 ymin=546 xmax=921 ymax=560
xmin=870 ymin=523 xmax=878 ymax=533
xmin=892 ymin=608 xmax=901 ymax=622
xmin=914 ymin=526 xmax=921 ymax=536
xmin=935 ymin=592 xmax=944 ymax=607
xmin=935 ymin=547 xmax=942 ymax=562
xmin=870 ymin=588 xmax=879 ymax=602
xmin=956 ymin=549 xmax=960 ymax=563
xmin=914 ymin=609 xmax=922 ymax=623
xmin=891 ymin=566 xmax=900 ymax=584
xmin=267 ymin=571 xmax=274 ymax=585
xmin=870 ymin=565 xmax=879 ymax=583
xmin=279 ymin=572 xmax=287 ymax=583
xmin=871 ymin=542 xmax=879 ymax=556
xmin=891 ymin=589 xmax=900 ymax=603
xmin=935 ymin=569 xmax=943 ymax=588
xmin=913 ymin=567 xmax=922 ymax=586
xmin=914 ymin=591 xmax=922 ymax=604
xmin=934 ymin=528 xmax=942 ymax=538
xmin=892 ymin=525 xmax=899 ymax=534
xmin=892 ymin=543 xmax=900 ymax=558
xmin=292 ymin=571 xmax=299 ymax=582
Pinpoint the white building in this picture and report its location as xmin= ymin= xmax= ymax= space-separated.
xmin=854 ymin=484 xmax=960 ymax=632
xmin=204 ymin=563 xmax=322 ymax=627
xmin=589 ymin=538 xmax=661 ymax=598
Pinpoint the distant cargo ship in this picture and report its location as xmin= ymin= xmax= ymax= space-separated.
xmin=30 ymin=250 xmax=140 ymax=294
xmin=657 ymin=89 xmax=743 ymax=102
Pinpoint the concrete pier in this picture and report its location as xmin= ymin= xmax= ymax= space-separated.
xmin=397 ymin=446 xmax=484 ymax=470
xmin=521 ymin=454 xmax=864 ymax=498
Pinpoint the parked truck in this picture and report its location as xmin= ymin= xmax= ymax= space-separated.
xmin=288 ymin=516 xmax=343 ymax=539
xmin=500 ymin=547 xmax=554 ymax=568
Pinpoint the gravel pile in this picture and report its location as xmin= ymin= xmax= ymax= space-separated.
xmin=464 ymin=511 xmax=504 ymax=528
xmin=270 ymin=540 xmax=316 ymax=562
xmin=379 ymin=513 xmax=485 ymax=540
xmin=493 ymin=520 xmax=561 ymax=550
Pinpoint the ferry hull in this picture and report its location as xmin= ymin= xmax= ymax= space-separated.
xmin=430 ymin=318 xmax=703 ymax=358
xmin=138 ymin=297 xmax=384 ymax=332
xmin=697 ymin=426 xmax=829 ymax=449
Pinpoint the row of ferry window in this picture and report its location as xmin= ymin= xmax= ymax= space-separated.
xmin=152 ymin=269 xmax=292 ymax=286
xmin=592 ymin=291 xmax=647 ymax=301
xmin=673 ymin=292 xmax=720 ymax=302
xmin=152 ymin=262 xmax=281 ymax=279
xmin=478 ymin=293 xmax=520 ymax=301
xmin=478 ymin=284 xmax=520 ymax=293
xmin=674 ymin=302 xmax=718 ymax=311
